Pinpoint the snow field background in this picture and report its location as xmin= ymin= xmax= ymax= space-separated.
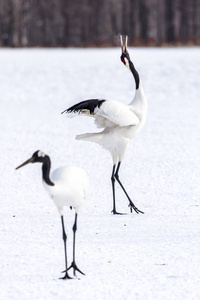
xmin=0 ymin=47 xmax=200 ymax=299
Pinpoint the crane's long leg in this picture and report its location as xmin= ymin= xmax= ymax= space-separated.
xmin=111 ymin=165 xmax=125 ymax=215
xmin=67 ymin=213 xmax=85 ymax=277
xmin=60 ymin=216 xmax=72 ymax=280
xmin=115 ymin=162 xmax=144 ymax=214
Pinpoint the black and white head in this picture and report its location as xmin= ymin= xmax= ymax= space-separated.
xmin=120 ymin=35 xmax=131 ymax=69
xmin=120 ymin=35 xmax=140 ymax=89
xmin=16 ymin=150 xmax=47 ymax=169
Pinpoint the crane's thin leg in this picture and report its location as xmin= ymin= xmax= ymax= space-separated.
xmin=60 ymin=216 xmax=72 ymax=280
xmin=115 ymin=162 xmax=144 ymax=214
xmin=111 ymin=165 xmax=117 ymax=214
xmin=67 ymin=213 xmax=85 ymax=277
xmin=111 ymin=165 xmax=125 ymax=215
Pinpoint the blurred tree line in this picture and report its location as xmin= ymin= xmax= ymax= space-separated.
xmin=0 ymin=0 xmax=200 ymax=47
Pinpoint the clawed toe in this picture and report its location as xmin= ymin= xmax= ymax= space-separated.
xmin=111 ymin=209 xmax=126 ymax=215
xmin=67 ymin=262 xmax=85 ymax=277
xmin=59 ymin=272 xmax=72 ymax=280
xmin=128 ymin=203 xmax=144 ymax=214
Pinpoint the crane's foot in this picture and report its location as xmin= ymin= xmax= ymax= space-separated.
xmin=128 ymin=201 xmax=144 ymax=214
xmin=59 ymin=271 xmax=72 ymax=280
xmin=111 ymin=209 xmax=126 ymax=215
xmin=67 ymin=261 xmax=85 ymax=277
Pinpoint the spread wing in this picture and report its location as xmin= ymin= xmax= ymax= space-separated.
xmin=62 ymin=99 xmax=139 ymax=128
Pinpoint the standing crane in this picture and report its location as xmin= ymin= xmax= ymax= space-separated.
xmin=16 ymin=150 xmax=89 ymax=279
xmin=62 ymin=35 xmax=147 ymax=215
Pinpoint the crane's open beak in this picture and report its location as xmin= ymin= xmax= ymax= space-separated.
xmin=15 ymin=157 xmax=33 ymax=170
xmin=120 ymin=35 xmax=124 ymax=53
xmin=120 ymin=35 xmax=128 ymax=54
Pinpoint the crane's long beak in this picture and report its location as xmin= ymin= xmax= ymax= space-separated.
xmin=15 ymin=157 xmax=33 ymax=170
xmin=120 ymin=35 xmax=128 ymax=53
xmin=120 ymin=35 xmax=123 ymax=53
xmin=125 ymin=35 xmax=128 ymax=50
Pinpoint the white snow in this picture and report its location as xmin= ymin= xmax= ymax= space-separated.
xmin=0 ymin=47 xmax=200 ymax=300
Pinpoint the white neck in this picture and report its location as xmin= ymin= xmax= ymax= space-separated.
xmin=129 ymin=80 xmax=147 ymax=115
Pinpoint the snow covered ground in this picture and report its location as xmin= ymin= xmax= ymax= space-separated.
xmin=0 ymin=47 xmax=200 ymax=300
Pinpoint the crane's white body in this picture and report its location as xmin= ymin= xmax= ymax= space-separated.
xmin=63 ymin=36 xmax=147 ymax=214
xmin=16 ymin=151 xmax=89 ymax=278
xmin=43 ymin=166 xmax=89 ymax=215
xmin=76 ymin=83 xmax=147 ymax=165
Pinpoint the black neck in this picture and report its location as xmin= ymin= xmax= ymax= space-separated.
xmin=129 ymin=60 xmax=140 ymax=90
xmin=42 ymin=156 xmax=54 ymax=186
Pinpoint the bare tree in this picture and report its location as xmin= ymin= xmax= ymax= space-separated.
xmin=0 ymin=0 xmax=200 ymax=47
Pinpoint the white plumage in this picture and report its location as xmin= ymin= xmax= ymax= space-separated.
xmin=94 ymin=100 xmax=140 ymax=127
xmin=16 ymin=150 xmax=89 ymax=280
xmin=63 ymin=35 xmax=147 ymax=215
xmin=44 ymin=165 xmax=88 ymax=216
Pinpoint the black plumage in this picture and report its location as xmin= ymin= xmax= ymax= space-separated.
xmin=62 ymin=99 xmax=105 ymax=115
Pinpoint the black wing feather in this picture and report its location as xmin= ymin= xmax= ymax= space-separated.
xmin=62 ymin=99 xmax=106 ymax=115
